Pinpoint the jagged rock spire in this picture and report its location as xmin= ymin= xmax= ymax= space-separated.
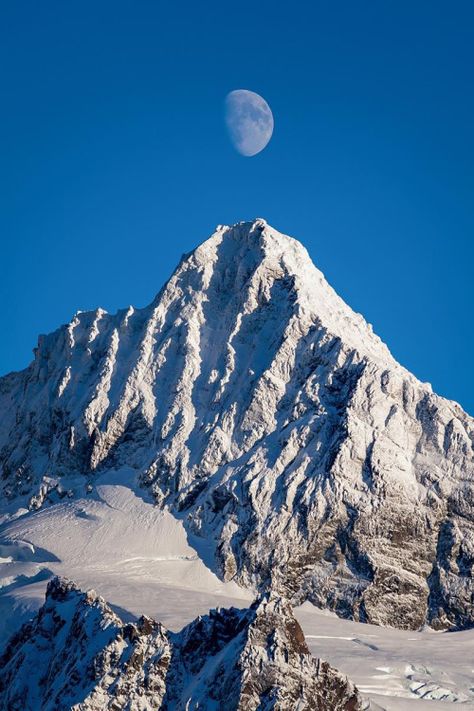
xmin=0 ymin=577 xmax=363 ymax=711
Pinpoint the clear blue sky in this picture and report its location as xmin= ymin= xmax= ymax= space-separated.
xmin=1 ymin=1 xmax=473 ymax=413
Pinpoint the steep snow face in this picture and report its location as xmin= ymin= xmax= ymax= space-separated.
xmin=0 ymin=578 xmax=363 ymax=711
xmin=0 ymin=219 xmax=473 ymax=630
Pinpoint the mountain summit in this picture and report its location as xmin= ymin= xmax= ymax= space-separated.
xmin=0 ymin=219 xmax=473 ymax=630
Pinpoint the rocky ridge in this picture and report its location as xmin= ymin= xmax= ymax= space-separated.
xmin=0 ymin=219 xmax=473 ymax=630
xmin=0 ymin=577 xmax=363 ymax=711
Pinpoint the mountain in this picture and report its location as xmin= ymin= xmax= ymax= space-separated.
xmin=0 ymin=577 xmax=363 ymax=711
xmin=0 ymin=219 xmax=473 ymax=631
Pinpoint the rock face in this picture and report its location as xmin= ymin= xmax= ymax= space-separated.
xmin=0 ymin=219 xmax=473 ymax=630
xmin=0 ymin=577 xmax=362 ymax=711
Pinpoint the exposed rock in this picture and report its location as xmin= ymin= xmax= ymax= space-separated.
xmin=0 ymin=219 xmax=473 ymax=630
xmin=0 ymin=577 xmax=362 ymax=711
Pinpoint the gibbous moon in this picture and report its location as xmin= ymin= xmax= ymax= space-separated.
xmin=225 ymin=89 xmax=274 ymax=157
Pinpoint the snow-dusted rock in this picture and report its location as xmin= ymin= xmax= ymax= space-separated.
xmin=0 ymin=219 xmax=473 ymax=630
xmin=0 ymin=577 xmax=362 ymax=711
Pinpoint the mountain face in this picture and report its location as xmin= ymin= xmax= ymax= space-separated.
xmin=0 ymin=577 xmax=363 ymax=711
xmin=0 ymin=219 xmax=473 ymax=631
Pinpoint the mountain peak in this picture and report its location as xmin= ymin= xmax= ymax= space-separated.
xmin=172 ymin=218 xmax=397 ymax=371
xmin=194 ymin=217 xmax=303 ymax=267
xmin=0 ymin=219 xmax=473 ymax=632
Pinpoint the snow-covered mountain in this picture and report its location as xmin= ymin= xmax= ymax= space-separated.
xmin=0 ymin=577 xmax=363 ymax=711
xmin=0 ymin=219 xmax=473 ymax=631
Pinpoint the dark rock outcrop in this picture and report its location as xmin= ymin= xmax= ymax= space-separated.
xmin=0 ymin=577 xmax=362 ymax=711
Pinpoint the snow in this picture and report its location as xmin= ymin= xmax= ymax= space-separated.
xmin=0 ymin=467 xmax=252 ymax=641
xmin=295 ymin=602 xmax=474 ymax=709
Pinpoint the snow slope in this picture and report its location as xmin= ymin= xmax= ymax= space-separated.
xmin=0 ymin=468 xmax=252 ymax=642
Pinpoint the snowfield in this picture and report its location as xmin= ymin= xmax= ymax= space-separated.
xmin=0 ymin=468 xmax=253 ymax=640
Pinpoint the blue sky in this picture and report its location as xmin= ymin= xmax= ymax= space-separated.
xmin=1 ymin=1 xmax=473 ymax=413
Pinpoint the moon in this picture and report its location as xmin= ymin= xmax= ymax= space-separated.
xmin=225 ymin=89 xmax=274 ymax=157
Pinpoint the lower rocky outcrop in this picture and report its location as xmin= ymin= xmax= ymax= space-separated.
xmin=0 ymin=577 xmax=362 ymax=711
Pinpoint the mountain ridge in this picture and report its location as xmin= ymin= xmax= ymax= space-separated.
xmin=0 ymin=576 xmax=363 ymax=711
xmin=0 ymin=219 xmax=473 ymax=631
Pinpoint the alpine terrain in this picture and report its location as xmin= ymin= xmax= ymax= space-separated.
xmin=0 ymin=577 xmax=362 ymax=711
xmin=0 ymin=219 xmax=473 ymax=708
